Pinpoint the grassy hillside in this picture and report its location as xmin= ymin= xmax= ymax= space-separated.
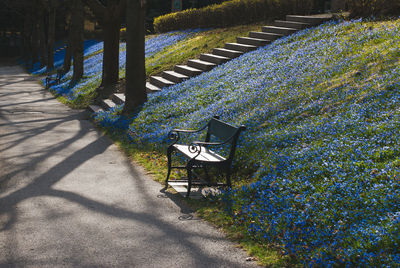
xmin=145 ymin=23 xmax=263 ymax=77
xmin=39 ymin=24 xmax=262 ymax=108
xmin=94 ymin=18 xmax=400 ymax=266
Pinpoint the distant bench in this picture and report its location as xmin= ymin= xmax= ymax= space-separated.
xmin=45 ymin=69 xmax=64 ymax=89
xmin=166 ymin=116 xmax=246 ymax=197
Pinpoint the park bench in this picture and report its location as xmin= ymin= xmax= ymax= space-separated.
xmin=45 ymin=69 xmax=64 ymax=88
xmin=166 ymin=116 xmax=246 ymax=197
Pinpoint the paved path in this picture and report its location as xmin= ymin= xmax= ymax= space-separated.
xmin=0 ymin=64 xmax=257 ymax=267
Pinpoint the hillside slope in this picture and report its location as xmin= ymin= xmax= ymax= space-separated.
xmin=95 ymin=18 xmax=400 ymax=266
xmin=39 ymin=24 xmax=262 ymax=108
xmin=38 ymin=30 xmax=197 ymax=107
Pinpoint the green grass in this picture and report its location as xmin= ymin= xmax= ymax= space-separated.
xmin=145 ymin=23 xmax=265 ymax=77
xmin=71 ymin=23 xmax=266 ymax=107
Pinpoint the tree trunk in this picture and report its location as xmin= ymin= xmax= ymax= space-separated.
xmin=98 ymin=14 xmax=121 ymax=98
xmin=63 ymin=24 xmax=72 ymax=73
xmin=31 ymin=13 xmax=40 ymax=67
xmin=122 ymin=0 xmax=147 ymax=114
xmin=38 ymin=12 xmax=47 ymax=68
xmin=71 ymin=0 xmax=84 ymax=81
xmin=84 ymin=0 xmax=125 ymax=99
xmin=22 ymin=13 xmax=32 ymax=65
xmin=47 ymin=3 xmax=56 ymax=70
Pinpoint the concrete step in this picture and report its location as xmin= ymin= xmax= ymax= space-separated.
xmin=237 ymin=36 xmax=271 ymax=46
xmin=225 ymin=42 xmax=257 ymax=53
xmin=187 ymin=59 xmax=217 ymax=71
xmin=162 ymin=70 xmax=189 ymax=83
xmin=174 ymin=65 xmax=203 ymax=77
xmin=199 ymin=53 xmax=231 ymax=64
xmin=146 ymin=82 xmax=161 ymax=93
xmin=262 ymin=26 xmax=298 ymax=36
xmin=274 ymin=20 xmax=310 ymax=29
xmin=249 ymin=31 xmax=283 ymax=41
xmin=212 ymin=48 xmax=243 ymax=59
xmin=112 ymin=93 xmax=125 ymax=105
xmin=88 ymin=104 xmax=104 ymax=113
xmin=101 ymin=99 xmax=117 ymax=110
xmin=149 ymin=76 xmax=175 ymax=88
xmin=286 ymin=15 xmax=330 ymax=25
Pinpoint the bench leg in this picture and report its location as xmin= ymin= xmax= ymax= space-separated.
xmin=186 ymin=160 xmax=197 ymax=198
xmin=165 ymin=147 xmax=173 ymax=185
xmin=203 ymin=166 xmax=211 ymax=186
xmin=226 ymin=166 xmax=232 ymax=188
xmin=186 ymin=167 xmax=193 ymax=198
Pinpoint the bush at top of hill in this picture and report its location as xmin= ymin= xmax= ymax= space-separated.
xmin=154 ymin=0 xmax=317 ymax=33
xmin=95 ymin=18 xmax=400 ymax=266
xmin=348 ymin=0 xmax=400 ymax=18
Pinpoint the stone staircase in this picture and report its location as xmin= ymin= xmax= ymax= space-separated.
xmin=89 ymin=14 xmax=332 ymax=113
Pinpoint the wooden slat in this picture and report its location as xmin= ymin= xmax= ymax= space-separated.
xmin=173 ymin=144 xmax=226 ymax=162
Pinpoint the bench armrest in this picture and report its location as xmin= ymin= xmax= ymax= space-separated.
xmin=168 ymin=123 xmax=208 ymax=145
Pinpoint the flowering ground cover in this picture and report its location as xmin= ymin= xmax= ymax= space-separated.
xmin=94 ymin=19 xmax=400 ymax=266
xmin=144 ymin=23 xmax=263 ymax=77
xmin=42 ymin=30 xmax=198 ymax=106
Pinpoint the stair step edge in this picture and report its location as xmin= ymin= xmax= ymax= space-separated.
xmin=150 ymin=76 xmax=175 ymax=84
xmin=188 ymin=59 xmax=216 ymax=65
xmin=89 ymin=104 xmax=104 ymax=113
xmin=112 ymin=93 xmax=125 ymax=104
xmin=146 ymin=82 xmax=161 ymax=93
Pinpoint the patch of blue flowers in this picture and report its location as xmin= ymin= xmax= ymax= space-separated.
xmin=30 ymin=40 xmax=100 ymax=75
xmin=95 ymin=19 xmax=400 ymax=266
xmin=43 ymin=30 xmax=199 ymax=102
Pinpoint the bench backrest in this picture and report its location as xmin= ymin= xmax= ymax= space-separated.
xmin=205 ymin=117 xmax=246 ymax=160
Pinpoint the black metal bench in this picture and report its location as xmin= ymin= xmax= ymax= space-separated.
xmin=166 ymin=116 xmax=246 ymax=197
xmin=45 ymin=69 xmax=64 ymax=89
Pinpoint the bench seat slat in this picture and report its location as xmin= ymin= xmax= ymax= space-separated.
xmin=173 ymin=144 xmax=226 ymax=162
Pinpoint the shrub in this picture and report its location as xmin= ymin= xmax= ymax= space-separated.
xmin=154 ymin=0 xmax=316 ymax=33
xmin=347 ymin=0 xmax=400 ymax=17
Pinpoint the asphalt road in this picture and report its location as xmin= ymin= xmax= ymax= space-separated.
xmin=0 ymin=64 xmax=258 ymax=267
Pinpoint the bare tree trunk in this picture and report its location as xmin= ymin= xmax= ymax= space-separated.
xmin=63 ymin=25 xmax=72 ymax=73
xmin=63 ymin=4 xmax=72 ymax=73
xmin=71 ymin=0 xmax=84 ymax=81
xmin=47 ymin=2 xmax=56 ymax=70
xmin=100 ymin=16 xmax=120 ymax=95
xmin=38 ymin=12 xmax=47 ymax=68
xmin=31 ymin=13 xmax=40 ymax=67
xmin=122 ymin=0 xmax=147 ymax=114
xmin=84 ymin=0 xmax=126 ymax=99
xmin=22 ymin=13 xmax=32 ymax=65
